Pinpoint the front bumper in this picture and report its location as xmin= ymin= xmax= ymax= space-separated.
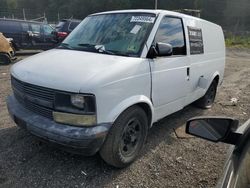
xmin=7 ymin=95 xmax=112 ymax=156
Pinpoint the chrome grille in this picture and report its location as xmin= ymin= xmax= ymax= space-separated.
xmin=11 ymin=76 xmax=54 ymax=119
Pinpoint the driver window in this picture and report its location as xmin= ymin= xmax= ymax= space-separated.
xmin=31 ymin=24 xmax=41 ymax=33
xmin=43 ymin=25 xmax=54 ymax=35
xmin=154 ymin=17 xmax=186 ymax=55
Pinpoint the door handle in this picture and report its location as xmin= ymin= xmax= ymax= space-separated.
xmin=186 ymin=67 xmax=190 ymax=81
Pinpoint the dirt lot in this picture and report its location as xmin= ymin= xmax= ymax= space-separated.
xmin=0 ymin=48 xmax=250 ymax=188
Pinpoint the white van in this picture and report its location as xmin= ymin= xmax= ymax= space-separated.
xmin=7 ymin=9 xmax=225 ymax=168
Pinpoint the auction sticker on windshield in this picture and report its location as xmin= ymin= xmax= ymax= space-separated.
xmin=130 ymin=25 xmax=142 ymax=34
xmin=130 ymin=16 xmax=155 ymax=23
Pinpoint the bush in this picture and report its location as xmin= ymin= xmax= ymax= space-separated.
xmin=225 ymin=35 xmax=250 ymax=48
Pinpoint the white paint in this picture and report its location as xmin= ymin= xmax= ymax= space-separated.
xmin=11 ymin=10 xmax=225 ymax=126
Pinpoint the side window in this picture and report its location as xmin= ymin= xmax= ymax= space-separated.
xmin=154 ymin=17 xmax=186 ymax=55
xmin=43 ymin=25 xmax=54 ymax=35
xmin=21 ymin=23 xmax=29 ymax=32
xmin=31 ymin=24 xmax=41 ymax=33
xmin=188 ymin=26 xmax=204 ymax=55
xmin=68 ymin=22 xmax=79 ymax=31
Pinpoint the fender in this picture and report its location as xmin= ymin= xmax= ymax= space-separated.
xmin=194 ymin=71 xmax=220 ymax=103
xmin=210 ymin=71 xmax=220 ymax=88
xmin=107 ymin=95 xmax=154 ymax=127
xmin=199 ymin=71 xmax=220 ymax=94
xmin=199 ymin=71 xmax=220 ymax=91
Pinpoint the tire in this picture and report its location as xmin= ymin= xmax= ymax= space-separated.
xmin=0 ymin=54 xmax=11 ymax=65
xmin=100 ymin=106 xmax=148 ymax=168
xmin=195 ymin=80 xmax=218 ymax=109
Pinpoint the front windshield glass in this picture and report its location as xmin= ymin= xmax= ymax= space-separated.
xmin=62 ymin=13 xmax=156 ymax=57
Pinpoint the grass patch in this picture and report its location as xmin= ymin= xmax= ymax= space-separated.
xmin=225 ymin=35 xmax=250 ymax=48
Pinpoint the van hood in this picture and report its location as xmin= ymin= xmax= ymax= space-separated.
xmin=11 ymin=49 xmax=145 ymax=93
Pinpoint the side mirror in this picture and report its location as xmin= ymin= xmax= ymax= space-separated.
xmin=27 ymin=31 xmax=40 ymax=37
xmin=156 ymin=42 xmax=173 ymax=56
xmin=186 ymin=117 xmax=241 ymax=144
xmin=147 ymin=42 xmax=173 ymax=58
xmin=27 ymin=31 xmax=33 ymax=37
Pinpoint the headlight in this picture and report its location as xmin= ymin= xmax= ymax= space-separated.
xmin=54 ymin=93 xmax=96 ymax=114
xmin=54 ymin=92 xmax=96 ymax=126
xmin=71 ymin=94 xmax=85 ymax=109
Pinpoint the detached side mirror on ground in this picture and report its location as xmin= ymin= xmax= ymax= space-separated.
xmin=148 ymin=42 xmax=173 ymax=58
xmin=186 ymin=117 xmax=241 ymax=145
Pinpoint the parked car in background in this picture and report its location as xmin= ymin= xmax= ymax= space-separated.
xmin=7 ymin=10 xmax=225 ymax=168
xmin=54 ymin=19 xmax=81 ymax=42
xmin=0 ymin=18 xmax=57 ymax=50
xmin=186 ymin=117 xmax=250 ymax=188
xmin=0 ymin=32 xmax=15 ymax=64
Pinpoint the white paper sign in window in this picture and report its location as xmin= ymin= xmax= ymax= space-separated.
xmin=130 ymin=25 xmax=142 ymax=34
xmin=130 ymin=16 xmax=156 ymax=23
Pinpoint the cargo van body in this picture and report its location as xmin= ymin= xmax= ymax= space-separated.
xmin=7 ymin=10 xmax=225 ymax=167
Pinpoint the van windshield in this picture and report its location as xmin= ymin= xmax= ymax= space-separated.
xmin=61 ymin=13 xmax=156 ymax=57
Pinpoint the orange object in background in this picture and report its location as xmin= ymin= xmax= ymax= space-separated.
xmin=0 ymin=32 xmax=15 ymax=64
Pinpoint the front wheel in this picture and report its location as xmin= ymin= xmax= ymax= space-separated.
xmin=195 ymin=80 xmax=218 ymax=109
xmin=0 ymin=54 xmax=11 ymax=65
xmin=100 ymin=106 xmax=148 ymax=168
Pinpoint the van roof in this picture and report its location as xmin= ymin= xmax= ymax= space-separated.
xmin=91 ymin=9 xmax=220 ymax=27
xmin=91 ymin=9 xmax=198 ymax=18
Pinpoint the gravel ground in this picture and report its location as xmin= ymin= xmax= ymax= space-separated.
xmin=0 ymin=48 xmax=250 ymax=188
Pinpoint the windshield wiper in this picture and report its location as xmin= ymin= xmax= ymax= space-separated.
xmin=78 ymin=43 xmax=96 ymax=48
xmin=77 ymin=43 xmax=115 ymax=55
xmin=95 ymin=45 xmax=115 ymax=55
xmin=57 ymin=43 xmax=73 ymax=50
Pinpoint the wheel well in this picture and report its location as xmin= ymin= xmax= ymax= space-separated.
xmin=214 ymin=75 xmax=219 ymax=85
xmin=136 ymin=103 xmax=152 ymax=128
xmin=11 ymin=41 xmax=19 ymax=51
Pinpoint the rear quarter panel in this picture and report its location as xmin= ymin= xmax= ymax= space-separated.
xmin=183 ymin=17 xmax=225 ymax=104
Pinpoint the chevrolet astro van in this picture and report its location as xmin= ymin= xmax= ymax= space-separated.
xmin=7 ymin=10 xmax=225 ymax=168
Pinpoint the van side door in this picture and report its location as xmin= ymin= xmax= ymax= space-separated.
xmin=20 ymin=22 xmax=31 ymax=48
xmin=150 ymin=16 xmax=190 ymax=120
xmin=29 ymin=23 xmax=43 ymax=49
xmin=42 ymin=24 xmax=56 ymax=49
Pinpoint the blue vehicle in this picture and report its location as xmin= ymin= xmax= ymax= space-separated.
xmin=0 ymin=18 xmax=57 ymax=51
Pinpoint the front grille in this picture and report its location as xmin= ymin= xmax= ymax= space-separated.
xmin=11 ymin=76 xmax=55 ymax=119
xmin=11 ymin=77 xmax=55 ymax=102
